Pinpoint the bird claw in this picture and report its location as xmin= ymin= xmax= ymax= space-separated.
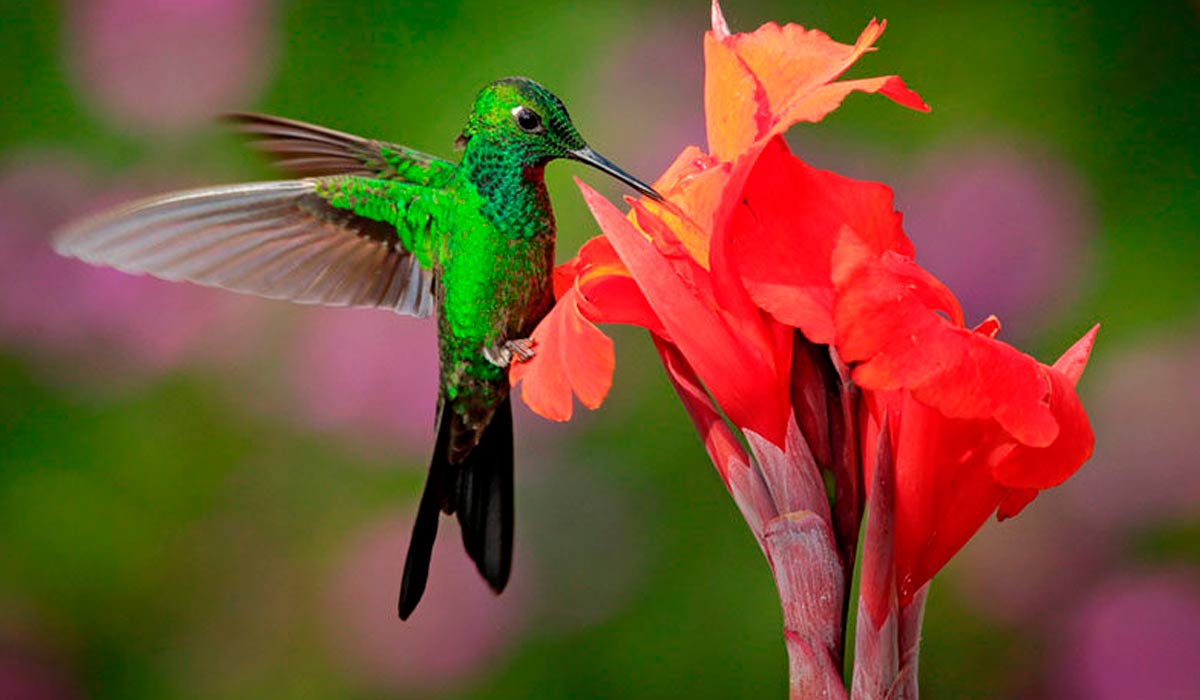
xmin=483 ymin=338 xmax=537 ymax=368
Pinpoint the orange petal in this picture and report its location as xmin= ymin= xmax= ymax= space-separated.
xmin=770 ymin=75 xmax=929 ymax=140
xmin=510 ymin=285 xmax=614 ymax=421
xmin=703 ymin=30 xmax=764 ymax=162
xmin=704 ymin=13 xmax=929 ymax=161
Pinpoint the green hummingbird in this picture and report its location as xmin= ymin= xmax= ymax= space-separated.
xmin=53 ymin=76 xmax=661 ymax=619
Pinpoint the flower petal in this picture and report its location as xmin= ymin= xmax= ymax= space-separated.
xmin=579 ymin=180 xmax=790 ymax=444
xmin=728 ymin=137 xmax=913 ymax=344
xmin=703 ymin=29 xmax=764 ymax=163
xmin=571 ymin=236 xmax=668 ymax=337
xmin=990 ymin=366 xmax=1095 ymax=489
xmin=996 ymin=488 xmax=1038 ymax=521
xmin=773 ymin=75 xmax=928 ymax=140
xmin=1053 ymin=323 xmax=1100 ymax=385
xmin=510 ymin=285 xmax=614 ymax=422
xmin=886 ymin=393 xmax=1010 ymax=601
xmin=704 ymin=13 xmax=928 ymax=160
xmin=835 ymin=251 xmax=1065 ymax=448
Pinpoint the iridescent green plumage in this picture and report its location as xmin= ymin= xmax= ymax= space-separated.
xmin=53 ymin=77 xmax=660 ymax=620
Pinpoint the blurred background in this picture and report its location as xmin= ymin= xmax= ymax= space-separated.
xmin=1 ymin=1 xmax=1196 ymax=698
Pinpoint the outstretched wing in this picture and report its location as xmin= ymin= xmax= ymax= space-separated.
xmin=54 ymin=177 xmax=447 ymax=317
xmin=225 ymin=112 xmax=457 ymax=186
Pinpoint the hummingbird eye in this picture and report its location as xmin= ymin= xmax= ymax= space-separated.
xmin=511 ymin=106 xmax=544 ymax=134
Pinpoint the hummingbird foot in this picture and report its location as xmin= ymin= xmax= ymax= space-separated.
xmin=483 ymin=338 xmax=537 ymax=368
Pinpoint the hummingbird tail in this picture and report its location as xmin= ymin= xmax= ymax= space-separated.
xmin=398 ymin=396 xmax=514 ymax=620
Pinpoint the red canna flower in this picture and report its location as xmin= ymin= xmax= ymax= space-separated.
xmin=836 ymin=242 xmax=1098 ymax=605
xmin=513 ymin=1 xmax=1096 ymax=696
xmin=510 ymin=1 xmax=926 ymax=437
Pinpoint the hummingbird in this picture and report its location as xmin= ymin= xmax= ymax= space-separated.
xmin=53 ymin=76 xmax=661 ymax=619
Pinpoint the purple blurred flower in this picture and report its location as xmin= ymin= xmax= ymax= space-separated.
xmin=68 ymin=0 xmax=274 ymax=133
xmin=595 ymin=10 xmax=706 ymax=178
xmin=287 ymin=308 xmax=439 ymax=452
xmin=898 ymin=143 xmax=1092 ymax=334
xmin=1062 ymin=328 xmax=1200 ymax=531
xmin=949 ymin=491 xmax=1112 ymax=625
xmin=285 ymin=305 xmax=570 ymax=453
xmin=1052 ymin=569 xmax=1200 ymax=700
xmin=324 ymin=513 xmax=529 ymax=694
xmin=0 ymin=153 xmax=263 ymax=381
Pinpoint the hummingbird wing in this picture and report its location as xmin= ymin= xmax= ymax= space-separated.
xmin=53 ymin=178 xmax=447 ymax=317
xmin=225 ymin=113 xmax=457 ymax=186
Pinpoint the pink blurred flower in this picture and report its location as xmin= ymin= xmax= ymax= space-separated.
xmin=324 ymin=513 xmax=529 ymax=694
xmin=0 ymin=153 xmax=263 ymax=381
xmin=1063 ymin=328 xmax=1200 ymax=531
xmin=1052 ymin=569 xmax=1200 ymax=700
xmin=0 ymin=647 xmax=83 ymax=700
xmin=948 ymin=492 xmax=1112 ymax=625
xmin=285 ymin=306 xmax=566 ymax=454
xmin=899 ymin=143 xmax=1092 ymax=335
xmin=595 ymin=10 xmax=707 ymax=178
xmin=287 ymin=308 xmax=439 ymax=452
xmin=68 ymin=0 xmax=275 ymax=133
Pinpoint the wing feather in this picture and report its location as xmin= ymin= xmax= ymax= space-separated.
xmin=54 ymin=180 xmax=437 ymax=317
xmin=225 ymin=112 xmax=457 ymax=186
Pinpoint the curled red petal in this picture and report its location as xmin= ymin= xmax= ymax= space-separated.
xmin=578 ymin=273 xmax=667 ymax=339
xmin=835 ymin=251 xmax=1065 ymax=448
xmin=554 ymin=235 xmax=668 ymax=338
xmin=990 ymin=366 xmax=1095 ymax=489
xmin=996 ymin=488 xmax=1038 ymax=521
xmin=877 ymin=75 xmax=930 ymax=113
xmin=974 ymin=315 xmax=1002 ymax=338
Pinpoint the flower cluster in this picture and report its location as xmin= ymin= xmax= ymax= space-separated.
xmin=511 ymin=2 xmax=1096 ymax=696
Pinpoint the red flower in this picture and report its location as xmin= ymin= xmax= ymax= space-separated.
xmin=511 ymin=1 xmax=926 ymax=440
xmin=514 ymin=1 xmax=1097 ymax=693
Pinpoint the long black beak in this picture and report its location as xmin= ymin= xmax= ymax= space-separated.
xmin=570 ymin=146 xmax=664 ymax=202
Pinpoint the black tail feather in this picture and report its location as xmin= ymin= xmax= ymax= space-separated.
xmin=456 ymin=396 xmax=513 ymax=592
xmin=397 ymin=402 xmax=453 ymax=620
xmin=397 ymin=396 xmax=514 ymax=620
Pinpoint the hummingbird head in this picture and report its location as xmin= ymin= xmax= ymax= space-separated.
xmin=461 ymin=77 xmax=662 ymax=201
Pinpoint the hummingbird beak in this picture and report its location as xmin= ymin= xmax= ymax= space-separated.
xmin=569 ymin=147 xmax=664 ymax=202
